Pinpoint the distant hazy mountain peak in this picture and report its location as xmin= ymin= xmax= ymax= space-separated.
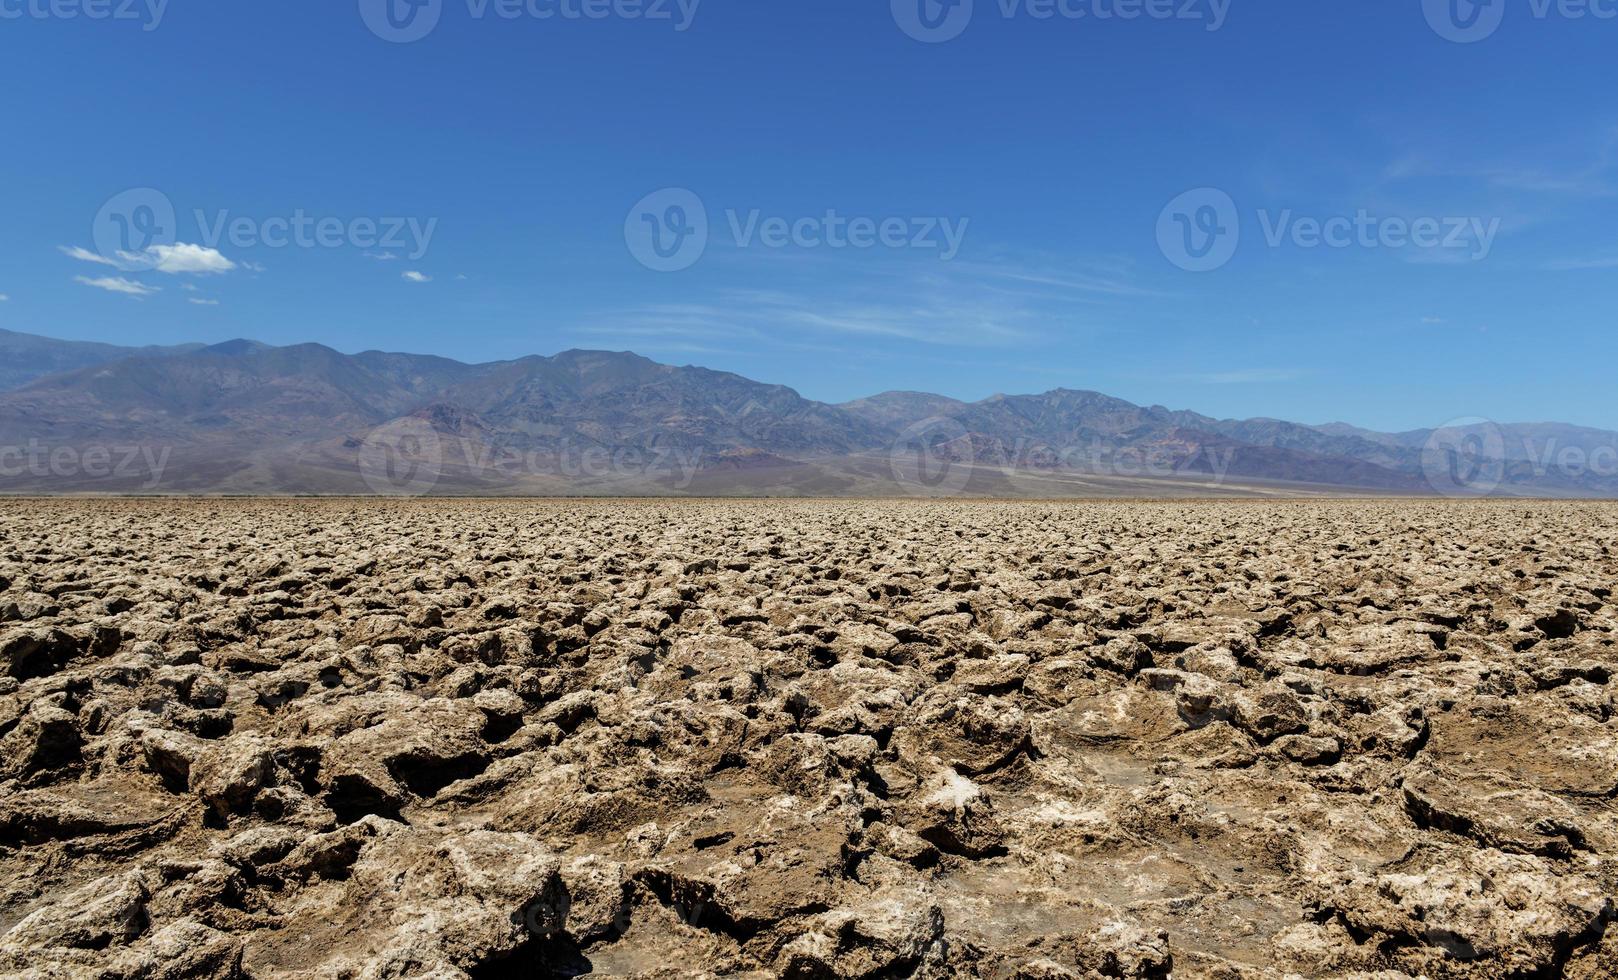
xmin=202 ymin=339 xmax=273 ymax=356
xmin=0 ymin=327 xmax=204 ymax=392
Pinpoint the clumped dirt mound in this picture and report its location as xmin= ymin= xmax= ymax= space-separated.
xmin=0 ymin=498 xmax=1615 ymax=979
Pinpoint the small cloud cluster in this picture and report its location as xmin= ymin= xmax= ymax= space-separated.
xmin=142 ymin=243 xmax=236 ymax=274
xmin=61 ymin=241 xmax=237 ymax=302
xmin=402 ymin=271 xmax=431 ymax=283
xmin=61 ymin=242 xmax=235 ymax=275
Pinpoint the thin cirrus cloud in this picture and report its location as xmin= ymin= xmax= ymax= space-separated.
xmin=579 ymin=291 xmax=1037 ymax=349
xmin=575 ymin=254 xmax=1134 ymax=350
xmin=574 ymin=250 xmax=1143 ymax=355
xmin=1544 ymin=255 xmax=1618 ymax=271
xmin=75 ymin=276 xmax=159 ymax=298
xmin=402 ymin=271 xmax=431 ymax=283
xmin=189 ymin=298 xmax=220 ymax=306
xmin=1381 ymin=129 xmax=1618 ymax=197
xmin=953 ymin=260 xmax=1157 ymax=300
xmin=1184 ymin=368 xmax=1307 ymax=385
xmin=59 ymin=245 xmax=120 ymax=267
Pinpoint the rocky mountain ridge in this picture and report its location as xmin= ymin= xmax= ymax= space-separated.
xmin=0 ymin=330 xmax=1612 ymax=496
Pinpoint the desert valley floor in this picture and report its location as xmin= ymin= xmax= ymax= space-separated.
xmin=0 ymin=498 xmax=1615 ymax=979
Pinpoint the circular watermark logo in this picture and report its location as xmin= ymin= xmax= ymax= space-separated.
xmin=892 ymin=0 xmax=974 ymax=43
xmin=93 ymin=188 xmax=177 ymax=265
xmin=1423 ymin=0 xmax=1505 ymax=43
xmin=1157 ymin=187 xmax=1240 ymax=272
xmin=358 ymin=417 xmax=443 ymax=496
xmin=1421 ymin=417 xmax=1506 ymax=497
xmin=625 ymin=188 xmax=709 ymax=272
xmin=359 ymin=0 xmax=443 ymax=43
xmin=889 ymin=417 xmax=973 ymax=496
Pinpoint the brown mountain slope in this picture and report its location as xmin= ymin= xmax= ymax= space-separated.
xmin=0 ymin=335 xmax=1614 ymax=496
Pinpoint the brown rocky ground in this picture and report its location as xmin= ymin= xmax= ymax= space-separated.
xmin=0 ymin=498 xmax=1614 ymax=979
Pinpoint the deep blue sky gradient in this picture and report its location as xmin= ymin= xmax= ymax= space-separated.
xmin=2 ymin=0 xmax=1615 ymax=429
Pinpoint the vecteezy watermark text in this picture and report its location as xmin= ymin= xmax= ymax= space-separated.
xmin=88 ymin=189 xmax=438 ymax=263
xmin=0 ymin=0 xmax=167 ymax=30
xmin=1424 ymin=0 xmax=1616 ymax=44
xmin=1422 ymin=417 xmax=1618 ymax=497
xmin=625 ymin=188 xmax=969 ymax=272
xmin=887 ymin=416 xmax=1238 ymax=495
xmin=194 ymin=210 xmax=438 ymax=260
xmin=0 ymin=442 xmax=172 ymax=489
xmin=1157 ymin=188 xmax=1501 ymax=272
xmin=893 ymin=0 xmax=1230 ymax=44
xmin=1256 ymin=210 xmax=1499 ymax=258
xmin=728 ymin=210 xmax=968 ymax=257
xmin=358 ymin=417 xmax=705 ymax=495
xmin=359 ymin=0 xmax=701 ymax=43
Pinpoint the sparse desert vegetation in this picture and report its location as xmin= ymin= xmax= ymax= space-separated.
xmin=1 ymin=498 xmax=1615 ymax=978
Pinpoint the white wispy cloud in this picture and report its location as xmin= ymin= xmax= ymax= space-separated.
xmin=59 ymin=245 xmax=120 ymax=267
xmin=0 ymin=294 xmax=8 ymax=302
xmin=189 ymin=298 xmax=220 ymax=306
xmin=363 ymin=251 xmax=399 ymax=261
xmin=1421 ymin=316 xmax=1447 ymax=325
xmin=63 ymin=242 xmax=235 ymax=274
xmin=402 ymin=271 xmax=431 ymax=283
xmin=75 ymin=276 xmax=159 ymax=298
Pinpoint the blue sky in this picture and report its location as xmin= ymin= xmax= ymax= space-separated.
xmin=2 ymin=0 xmax=1616 ymax=430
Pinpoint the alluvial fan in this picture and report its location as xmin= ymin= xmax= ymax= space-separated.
xmin=0 ymin=499 xmax=1615 ymax=979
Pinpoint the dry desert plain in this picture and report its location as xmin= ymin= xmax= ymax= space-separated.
xmin=0 ymin=498 xmax=1615 ymax=979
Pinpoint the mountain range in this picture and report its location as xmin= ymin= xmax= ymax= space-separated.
xmin=0 ymin=327 xmax=1612 ymax=497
